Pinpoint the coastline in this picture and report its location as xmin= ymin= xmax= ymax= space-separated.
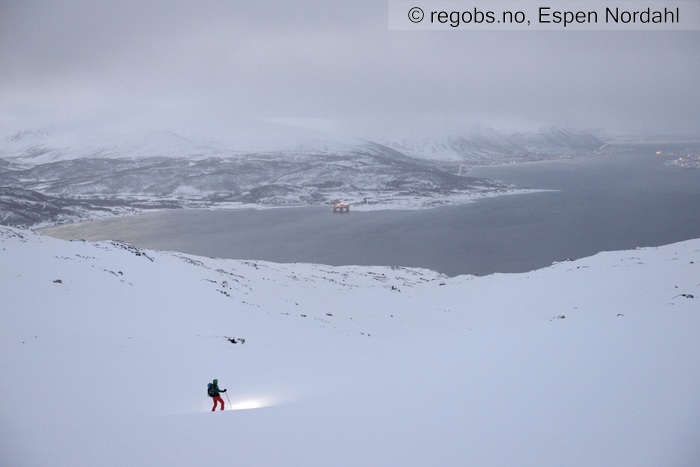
xmin=37 ymin=186 xmax=552 ymax=236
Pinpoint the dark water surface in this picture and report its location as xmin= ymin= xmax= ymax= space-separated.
xmin=43 ymin=144 xmax=700 ymax=276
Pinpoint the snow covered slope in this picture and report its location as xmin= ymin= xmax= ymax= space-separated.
xmin=0 ymin=118 xmax=609 ymax=226
xmin=0 ymin=118 xmax=603 ymax=165
xmin=0 ymin=118 xmax=514 ymax=225
xmin=379 ymin=126 xmax=605 ymax=163
xmin=2 ymin=226 xmax=699 ymax=466
xmin=0 ymin=117 xmax=367 ymax=163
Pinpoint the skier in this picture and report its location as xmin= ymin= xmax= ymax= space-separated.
xmin=208 ymin=378 xmax=228 ymax=411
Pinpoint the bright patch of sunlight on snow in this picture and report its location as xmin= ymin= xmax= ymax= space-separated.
xmin=230 ymin=399 xmax=270 ymax=411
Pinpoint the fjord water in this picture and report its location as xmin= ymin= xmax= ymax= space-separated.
xmin=43 ymin=144 xmax=700 ymax=276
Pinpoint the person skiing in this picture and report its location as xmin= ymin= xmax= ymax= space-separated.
xmin=208 ymin=378 xmax=227 ymax=411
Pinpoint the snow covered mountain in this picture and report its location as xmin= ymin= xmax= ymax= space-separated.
xmin=379 ymin=126 xmax=605 ymax=163
xmin=0 ymin=117 xmax=368 ymax=163
xmin=0 ymin=118 xmax=605 ymax=227
xmin=0 ymin=118 xmax=603 ymax=165
xmin=2 ymin=226 xmax=699 ymax=466
xmin=0 ymin=144 xmax=503 ymax=227
xmin=0 ymin=186 xmax=99 ymax=226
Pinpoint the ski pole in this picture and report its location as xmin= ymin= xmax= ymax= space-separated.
xmin=225 ymin=391 xmax=232 ymax=410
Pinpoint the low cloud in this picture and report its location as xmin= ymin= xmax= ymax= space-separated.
xmin=1 ymin=0 xmax=698 ymax=136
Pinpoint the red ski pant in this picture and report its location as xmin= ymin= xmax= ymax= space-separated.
xmin=211 ymin=395 xmax=225 ymax=411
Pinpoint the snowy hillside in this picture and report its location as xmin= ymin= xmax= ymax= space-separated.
xmin=2 ymin=226 xmax=699 ymax=466
xmin=0 ymin=118 xmax=522 ymax=226
xmin=380 ymin=126 xmax=605 ymax=163
xmin=0 ymin=118 xmax=612 ymax=227
xmin=0 ymin=149 xmax=504 ymax=227
xmin=0 ymin=117 xmax=367 ymax=163
xmin=0 ymin=119 xmax=603 ymax=165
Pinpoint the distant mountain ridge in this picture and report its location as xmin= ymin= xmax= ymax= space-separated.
xmin=0 ymin=120 xmax=605 ymax=227
xmin=1 ymin=119 xmax=604 ymax=164
xmin=380 ymin=126 xmax=605 ymax=163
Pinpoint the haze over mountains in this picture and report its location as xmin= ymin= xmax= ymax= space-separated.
xmin=0 ymin=117 xmax=605 ymax=227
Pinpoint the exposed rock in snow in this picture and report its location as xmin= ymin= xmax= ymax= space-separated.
xmin=1 ymin=226 xmax=699 ymax=466
xmin=0 ymin=119 xmax=606 ymax=227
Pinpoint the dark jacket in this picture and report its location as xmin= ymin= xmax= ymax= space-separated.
xmin=209 ymin=380 xmax=226 ymax=397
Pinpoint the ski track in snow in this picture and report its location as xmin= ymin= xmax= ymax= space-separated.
xmin=1 ymin=226 xmax=699 ymax=467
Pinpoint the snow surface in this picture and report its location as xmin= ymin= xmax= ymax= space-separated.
xmin=2 ymin=226 xmax=699 ymax=466
xmin=1 ymin=116 xmax=603 ymax=166
xmin=0 ymin=117 xmax=374 ymax=163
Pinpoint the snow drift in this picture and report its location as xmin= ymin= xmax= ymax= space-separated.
xmin=1 ymin=226 xmax=699 ymax=466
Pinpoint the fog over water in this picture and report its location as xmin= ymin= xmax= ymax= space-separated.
xmin=43 ymin=144 xmax=700 ymax=277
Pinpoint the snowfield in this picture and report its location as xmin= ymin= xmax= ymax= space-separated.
xmin=1 ymin=226 xmax=699 ymax=466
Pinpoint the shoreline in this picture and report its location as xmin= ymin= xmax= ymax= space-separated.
xmin=37 ymin=186 xmax=553 ymax=236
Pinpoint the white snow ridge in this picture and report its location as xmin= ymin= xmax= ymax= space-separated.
xmin=1 ymin=226 xmax=699 ymax=466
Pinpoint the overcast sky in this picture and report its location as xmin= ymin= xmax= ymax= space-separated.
xmin=1 ymin=0 xmax=699 ymax=136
